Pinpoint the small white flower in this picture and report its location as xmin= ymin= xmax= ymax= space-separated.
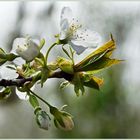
xmin=59 ymin=7 xmax=102 ymax=55
xmin=12 ymin=37 xmax=40 ymax=62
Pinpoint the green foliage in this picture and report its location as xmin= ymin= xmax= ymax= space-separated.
xmin=50 ymin=106 xmax=74 ymax=131
xmin=74 ymin=35 xmax=121 ymax=72
xmin=0 ymin=48 xmax=18 ymax=66
xmin=83 ymin=76 xmax=104 ymax=90
xmin=57 ymin=57 xmax=74 ymax=74
xmin=0 ymin=31 xmax=121 ymax=131
xmin=72 ymin=73 xmax=85 ymax=96
xmin=29 ymin=94 xmax=39 ymax=108
xmin=0 ymin=5 xmax=122 ymax=132
xmin=79 ymin=57 xmax=121 ymax=72
xmin=40 ymin=67 xmax=50 ymax=87
xmin=0 ymin=87 xmax=12 ymax=100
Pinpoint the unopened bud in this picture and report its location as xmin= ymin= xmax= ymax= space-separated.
xmin=50 ymin=106 xmax=74 ymax=131
xmin=36 ymin=110 xmax=51 ymax=130
xmin=57 ymin=57 xmax=74 ymax=74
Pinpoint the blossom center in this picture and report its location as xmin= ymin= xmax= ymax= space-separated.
xmin=66 ymin=18 xmax=82 ymax=40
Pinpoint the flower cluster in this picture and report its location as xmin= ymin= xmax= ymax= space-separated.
xmin=0 ymin=7 xmax=121 ymax=131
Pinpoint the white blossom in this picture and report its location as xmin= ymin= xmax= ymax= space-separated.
xmin=12 ymin=37 xmax=40 ymax=62
xmin=59 ymin=7 xmax=102 ymax=55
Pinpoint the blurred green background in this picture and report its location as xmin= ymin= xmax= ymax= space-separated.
xmin=0 ymin=1 xmax=140 ymax=138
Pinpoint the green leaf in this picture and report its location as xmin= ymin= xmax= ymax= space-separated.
xmin=72 ymin=73 xmax=85 ymax=96
xmin=0 ymin=48 xmax=5 ymax=53
xmin=0 ymin=59 xmax=7 ymax=66
xmin=79 ymin=57 xmax=122 ymax=72
xmin=0 ymin=87 xmax=12 ymax=100
xmin=83 ymin=76 xmax=104 ymax=90
xmin=21 ymin=63 xmax=36 ymax=78
xmin=0 ymin=48 xmax=18 ymax=66
xmin=74 ymin=36 xmax=116 ymax=71
xmin=29 ymin=94 xmax=39 ymax=108
xmin=0 ymin=48 xmax=7 ymax=66
xmin=40 ymin=67 xmax=50 ymax=87
xmin=73 ymin=35 xmax=122 ymax=72
xmin=0 ymin=48 xmax=6 ymax=58
xmin=54 ymin=119 xmax=59 ymax=128
xmin=6 ymin=53 xmax=19 ymax=61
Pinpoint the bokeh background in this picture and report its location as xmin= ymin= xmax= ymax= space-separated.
xmin=0 ymin=0 xmax=140 ymax=138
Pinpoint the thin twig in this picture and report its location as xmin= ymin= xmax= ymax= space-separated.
xmin=0 ymin=70 xmax=73 ymax=87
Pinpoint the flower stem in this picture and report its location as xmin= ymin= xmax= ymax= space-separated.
xmin=29 ymin=89 xmax=52 ymax=108
xmin=69 ymin=47 xmax=75 ymax=65
xmin=46 ymin=42 xmax=58 ymax=65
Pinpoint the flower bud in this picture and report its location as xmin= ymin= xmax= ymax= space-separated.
xmin=35 ymin=110 xmax=51 ymax=130
xmin=57 ymin=57 xmax=74 ymax=74
xmin=13 ymin=37 xmax=40 ymax=62
xmin=47 ymin=62 xmax=59 ymax=71
xmin=81 ymin=73 xmax=104 ymax=90
xmin=50 ymin=106 xmax=74 ymax=131
xmin=54 ymin=114 xmax=74 ymax=131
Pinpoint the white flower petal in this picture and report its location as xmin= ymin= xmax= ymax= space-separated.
xmin=16 ymin=88 xmax=29 ymax=100
xmin=59 ymin=30 xmax=67 ymax=40
xmin=13 ymin=38 xmax=27 ymax=47
xmin=60 ymin=19 xmax=69 ymax=40
xmin=73 ymin=28 xmax=102 ymax=48
xmin=14 ymin=38 xmax=40 ymax=62
xmin=69 ymin=41 xmax=87 ymax=55
xmin=12 ymin=57 xmax=25 ymax=66
xmin=12 ymin=38 xmax=27 ymax=54
xmin=0 ymin=64 xmax=18 ymax=79
xmin=59 ymin=7 xmax=81 ymax=42
xmin=59 ymin=7 xmax=102 ymax=55
xmin=0 ymin=87 xmax=4 ymax=92
xmin=61 ymin=7 xmax=73 ymax=24
xmin=16 ymin=85 xmax=35 ymax=100
xmin=60 ymin=19 xmax=69 ymax=31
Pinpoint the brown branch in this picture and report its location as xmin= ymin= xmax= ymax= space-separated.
xmin=0 ymin=71 xmax=73 ymax=87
